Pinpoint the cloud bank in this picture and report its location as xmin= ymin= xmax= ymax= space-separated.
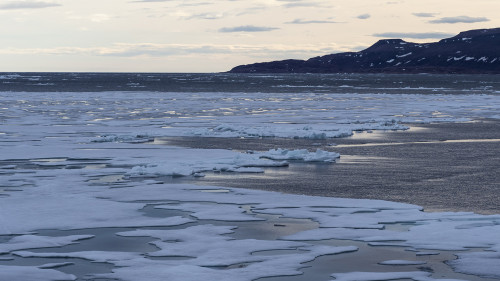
xmin=130 ymin=0 xmax=171 ymax=2
xmin=286 ymin=19 xmax=338 ymax=24
xmin=0 ymin=1 xmax=61 ymax=9
xmin=429 ymin=16 xmax=489 ymax=24
xmin=219 ymin=25 xmax=279 ymax=32
xmin=186 ymin=12 xmax=225 ymax=20
xmin=0 ymin=42 xmax=352 ymax=59
xmin=412 ymin=12 xmax=438 ymax=18
xmin=277 ymin=0 xmax=326 ymax=8
xmin=372 ymin=31 xmax=454 ymax=39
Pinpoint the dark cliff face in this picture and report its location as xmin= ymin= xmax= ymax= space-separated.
xmin=229 ymin=28 xmax=500 ymax=74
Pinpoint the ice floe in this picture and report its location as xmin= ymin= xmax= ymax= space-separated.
xmin=127 ymin=148 xmax=339 ymax=177
xmin=257 ymin=148 xmax=340 ymax=162
xmin=154 ymin=203 xmax=264 ymax=221
xmin=0 ymin=235 xmax=94 ymax=254
xmin=0 ymin=265 xmax=76 ymax=281
xmin=448 ymin=247 xmax=500 ymax=279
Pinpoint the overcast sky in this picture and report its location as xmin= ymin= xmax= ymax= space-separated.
xmin=0 ymin=0 xmax=498 ymax=72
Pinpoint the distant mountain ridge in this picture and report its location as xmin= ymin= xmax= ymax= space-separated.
xmin=229 ymin=28 xmax=500 ymax=74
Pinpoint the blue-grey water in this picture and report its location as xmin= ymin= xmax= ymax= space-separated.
xmin=1 ymin=72 xmax=499 ymax=94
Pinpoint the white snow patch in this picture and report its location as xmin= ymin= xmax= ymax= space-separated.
xmin=397 ymin=52 xmax=412 ymax=58
xmin=0 ymin=179 xmax=194 ymax=235
xmin=13 ymin=250 xmax=140 ymax=263
xmin=0 ymin=235 xmax=94 ymax=254
xmin=447 ymin=246 xmax=500 ymax=279
xmin=38 ymin=262 xmax=74 ymax=269
xmin=258 ymin=148 xmax=340 ymax=162
xmin=127 ymin=149 xmax=290 ymax=177
xmin=154 ymin=203 xmax=263 ymax=221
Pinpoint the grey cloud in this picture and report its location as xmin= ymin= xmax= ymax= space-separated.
xmin=1 ymin=43 xmax=371 ymax=63
xmin=372 ymin=32 xmax=455 ymax=39
xmin=178 ymin=2 xmax=212 ymax=7
xmin=98 ymin=45 xmax=228 ymax=57
xmin=412 ymin=12 xmax=438 ymax=18
xmin=130 ymin=0 xmax=212 ymax=6
xmin=277 ymin=0 xmax=325 ymax=8
xmin=130 ymin=0 xmax=171 ymax=2
xmin=186 ymin=12 xmax=225 ymax=20
xmin=357 ymin=14 xmax=370 ymax=19
xmin=0 ymin=44 xmax=227 ymax=57
xmin=236 ymin=6 xmax=266 ymax=16
xmin=286 ymin=19 xmax=338 ymax=24
xmin=283 ymin=3 xmax=316 ymax=8
xmin=219 ymin=25 xmax=279 ymax=33
xmin=429 ymin=16 xmax=489 ymax=24
xmin=0 ymin=1 xmax=61 ymax=10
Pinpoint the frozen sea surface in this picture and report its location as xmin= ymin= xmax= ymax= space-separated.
xmin=1 ymin=73 xmax=500 ymax=281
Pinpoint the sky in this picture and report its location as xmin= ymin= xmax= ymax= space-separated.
xmin=0 ymin=0 xmax=498 ymax=72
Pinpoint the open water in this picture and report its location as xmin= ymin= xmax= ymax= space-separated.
xmin=1 ymin=72 xmax=499 ymax=94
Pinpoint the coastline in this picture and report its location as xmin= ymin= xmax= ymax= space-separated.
xmin=160 ymin=119 xmax=500 ymax=214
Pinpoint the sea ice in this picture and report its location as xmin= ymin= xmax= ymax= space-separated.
xmin=0 ymin=265 xmax=76 ymax=281
xmin=127 ymin=150 xmax=289 ymax=177
xmin=0 ymin=234 xmax=94 ymax=254
xmin=447 ymin=247 xmax=500 ymax=278
xmin=127 ymin=148 xmax=338 ymax=178
xmin=2 ymin=90 xmax=500 ymax=280
xmin=13 ymin=250 xmax=141 ymax=263
xmin=0 ymin=177 xmax=194 ymax=235
xmin=38 ymin=262 xmax=74 ymax=269
xmin=258 ymin=148 xmax=340 ymax=162
xmin=154 ymin=203 xmax=264 ymax=221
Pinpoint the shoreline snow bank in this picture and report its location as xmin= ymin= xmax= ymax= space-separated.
xmin=128 ymin=148 xmax=339 ymax=177
xmin=257 ymin=148 xmax=340 ymax=162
